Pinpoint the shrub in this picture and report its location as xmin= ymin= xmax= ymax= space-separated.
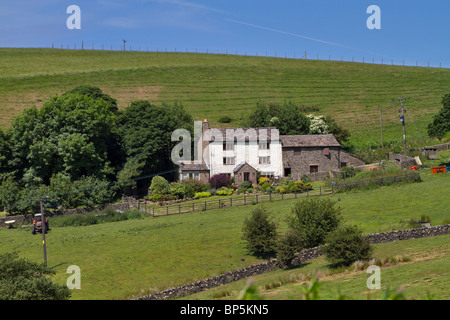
xmin=261 ymin=182 xmax=272 ymax=191
xmin=194 ymin=192 xmax=211 ymax=199
xmin=242 ymin=207 xmax=278 ymax=258
xmin=239 ymin=181 xmax=252 ymax=190
xmin=209 ymin=174 xmax=232 ymax=189
xmin=276 ymin=230 xmax=304 ymax=267
xmin=258 ymin=177 xmax=270 ymax=185
xmin=169 ymin=181 xmax=195 ymax=199
xmin=150 ymin=176 xmax=170 ymax=195
xmin=287 ymin=198 xmax=342 ymax=248
xmin=320 ymin=225 xmax=373 ymax=267
xmin=0 ymin=252 xmax=71 ymax=300
xmin=275 ymin=186 xmax=287 ymax=194
xmin=340 ymin=166 xmax=362 ymax=180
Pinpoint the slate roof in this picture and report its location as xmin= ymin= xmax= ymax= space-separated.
xmin=233 ymin=161 xmax=256 ymax=173
xmin=205 ymin=127 xmax=280 ymax=142
xmin=178 ymin=162 xmax=209 ymax=171
xmin=280 ymin=134 xmax=340 ymax=147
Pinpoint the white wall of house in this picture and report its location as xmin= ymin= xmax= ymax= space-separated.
xmin=207 ymin=140 xmax=283 ymax=178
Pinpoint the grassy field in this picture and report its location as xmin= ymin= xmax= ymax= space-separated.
xmin=0 ymin=169 xmax=448 ymax=300
xmin=183 ymin=234 xmax=450 ymax=300
xmin=1 ymin=48 xmax=449 ymax=151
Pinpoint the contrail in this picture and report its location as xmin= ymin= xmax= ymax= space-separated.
xmin=225 ymin=18 xmax=385 ymax=57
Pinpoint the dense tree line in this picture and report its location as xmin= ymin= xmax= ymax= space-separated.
xmin=0 ymin=86 xmax=192 ymax=214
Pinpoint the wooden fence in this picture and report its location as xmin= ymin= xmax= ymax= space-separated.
xmin=140 ymin=172 xmax=421 ymax=217
xmin=143 ymin=186 xmax=332 ymax=217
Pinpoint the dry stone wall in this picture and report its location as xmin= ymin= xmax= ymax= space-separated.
xmin=136 ymin=224 xmax=450 ymax=300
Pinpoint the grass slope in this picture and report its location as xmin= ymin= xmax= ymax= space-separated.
xmin=0 ymin=170 xmax=448 ymax=299
xmin=1 ymin=48 xmax=449 ymax=150
xmin=183 ymin=234 xmax=450 ymax=300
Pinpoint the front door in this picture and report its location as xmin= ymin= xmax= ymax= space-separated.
xmin=244 ymin=172 xmax=250 ymax=182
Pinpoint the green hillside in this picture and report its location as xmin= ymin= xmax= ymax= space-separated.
xmin=1 ymin=48 xmax=449 ymax=151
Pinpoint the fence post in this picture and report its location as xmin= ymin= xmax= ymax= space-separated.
xmin=320 ymin=186 xmax=322 ymax=196
xmin=179 ymin=204 xmax=181 ymax=214
xmin=256 ymin=194 xmax=258 ymax=204
xmin=193 ymin=202 xmax=195 ymax=212
xmin=281 ymin=193 xmax=284 ymax=200
xmin=244 ymin=196 xmax=246 ymax=205
xmin=219 ymin=199 xmax=221 ymax=209
xmin=152 ymin=207 xmax=155 ymax=217
xmin=166 ymin=206 xmax=169 ymax=215
xmin=230 ymin=198 xmax=232 ymax=207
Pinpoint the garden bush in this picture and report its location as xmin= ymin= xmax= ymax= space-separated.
xmin=149 ymin=176 xmax=170 ymax=195
xmin=194 ymin=192 xmax=211 ymax=199
xmin=209 ymin=174 xmax=232 ymax=189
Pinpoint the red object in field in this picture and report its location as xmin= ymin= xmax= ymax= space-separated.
xmin=431 ymin=166 xmax=446 ymax=174
xmin=409 ymin=166 xmax=418 ymax=171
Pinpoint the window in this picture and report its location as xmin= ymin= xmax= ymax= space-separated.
xmin=310 ymin=165 xmax=319 ymax=173
xmin=259 ymin=156 xmax=271 ymax=164
xmin=294 ymin=148 xmax=301 ymax=156
xmin=244 ymin=172 xmax=250 ymax=182
xmin=194 ymin=173 xmax=200 ymax=180
xmin=340 ymin=162 xmax=347 ymax=168
xmin=223 ymin=142 xmax=234 ymax=151
xmin=223 ymin=157 xmax=235 ymax=165
xmin=260 ymin=171 xmax=274 ymax=177
xmin=284 ymin=168 xmax=291 ymax=176
xmin=258 ymin=141 xmax=270 ymax=150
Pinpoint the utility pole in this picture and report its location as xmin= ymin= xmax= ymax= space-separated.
xmin=393 ymin=97 xmax=410 ymax=154
xmin=40 ymin=199 xmax=47 ymax=267
xmin=380 ymin=108 xmax=384 ymax=149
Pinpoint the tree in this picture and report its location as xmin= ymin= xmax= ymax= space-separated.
xmin=0 ymin=175 xmax=21 ymax=213
xmin=320 ymin=224 xmax=373 ymax=266
xmin=0 ymin=129 xmax=11 ymax=176
xmin=244 ymin=100 xmax=310 ymax=135
xmin=242 ymin=207 xmax=278 ymax=258
xmin=116 ymin=100 xmax=193 ymax=177
xmin=286 ymin=198 xmax=342 ymax=248
xmin=63 ymin=85 xmax=118 ymax=113
xmin=428 ymin=93 xmax=450 ymax=140
xmin=8 ymin=93 xmax=118 ymax=185
xmin=276 ymin=229 xmax=304 ymax=267
xmin=0 ymin=252 xmax=71 ymax=300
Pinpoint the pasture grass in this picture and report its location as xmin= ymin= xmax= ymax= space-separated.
xmin=0 ymin=169 xmax=448 ymax=299
xmin=1 ymin=48 xmax=449 ymax=153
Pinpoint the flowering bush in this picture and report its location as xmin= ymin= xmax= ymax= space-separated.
xmin=307 ymin=114 xmax=329 ymax=134
xmin=258 ymin=177 xmax=270 ymax=185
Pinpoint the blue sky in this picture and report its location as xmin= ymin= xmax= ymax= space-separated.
xmin=1 ymin=0 xmax=449 ymax=67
